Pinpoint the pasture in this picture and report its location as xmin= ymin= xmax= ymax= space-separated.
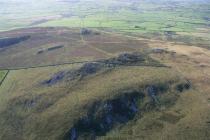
xmin=0 ymin=0 xmax=210 ymax=48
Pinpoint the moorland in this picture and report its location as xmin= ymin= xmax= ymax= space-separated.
xmin=0 ymin=0 xmax=210 ymax=140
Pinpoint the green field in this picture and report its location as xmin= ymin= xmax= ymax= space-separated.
xmin=1 ymin=0 xmax=210 ymax=48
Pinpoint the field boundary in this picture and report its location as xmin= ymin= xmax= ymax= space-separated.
xmin=0 ymin=70 xmax=9 ymax=87
xmin=0 ymin=60 xmax=170 ymax=71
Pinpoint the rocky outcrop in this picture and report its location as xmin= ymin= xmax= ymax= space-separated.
xmin=104 ymin=52 xmax=145 ymax=66
xmin=65 ymin=90 xmax=144 ymax=140
xmin=42 ymin=71 xmax=66 ymax=85
xmin=77 ymin=63 xmax=103 ymax=77
xmin=176 ymin=82 xmax=191 ymax=92
xmin=42 ymin=52 xmax=163 ymax=86
xmin=64 ymin=81 xmax=191 ymax=140
xmin=0 ymin=35 xmax=30 ymax=48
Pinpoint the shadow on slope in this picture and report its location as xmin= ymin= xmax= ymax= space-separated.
xmin=42 ymin=52 xmax=164 ymax=86
xmin=64 ymin=82 xmax=191 ymax=140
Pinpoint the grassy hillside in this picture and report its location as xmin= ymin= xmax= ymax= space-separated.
xmin=0 ymin=26 xmax=209 ymax=140
xmin=0 ymin=1 xmax=210 ymax=139
xmin=0 ymin=48 xmax=209 ymax=139
xmin=0 ymin=60 xmax=187 ymax=140
xmin=1 ymin=0 xmax=210 ymax=48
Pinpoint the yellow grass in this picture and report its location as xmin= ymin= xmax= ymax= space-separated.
xmin=0 ymin=64 xmax=180 ymax=140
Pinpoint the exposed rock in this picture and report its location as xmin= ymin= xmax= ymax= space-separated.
xmin=176 ymin=82 xmax=191 ymax=92
xmin=0 ymin=35 xmax=30 ymax=48
xmin=62 ymin=80 xmax=189 ymax=140
xmin=78 ymin=63 xmax=103 ymax=77
xmin=70 ymin=128 xmax=77 ymax=140
xmin=42 ymin=52 xmax=162 ymax=85
xmin=105 ymin=52 xmax=145 ymax=65
xmin=66 ymin=63 xmax=105 ymax=81
xmin=47 ymin=45 xmax=64 ymax=51
xmin=10 ymin=94 xmax=42 ymax=110
xmin=152 ymin=48 xmax=167 ymax=54
xmin=42 ymin=71 xmax=66 ymax=86
xmin=42 ymin=63 xmax=104 ymax=85
xmin=118 ymin=53 xmax=144 ymax=63
xmin=37 ymin=49 xmax=44 ymax=54
xmin=23 ymin=97 xmax=40 ymax=108
xmin=80 ymin=28 xmax=92 ymax=35
xmin=65 ymin=90 xmax=144 ymax=140
xmin=147 ymin=85 xmax=158 ymax=102
xmin=37 ymin=45 xmax=64 ymax=54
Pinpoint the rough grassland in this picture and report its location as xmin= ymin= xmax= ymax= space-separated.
xmin=0 ymin=27 xmax=148 ymax=69
xmin=1 ymin=0 xmax=210 ymax=48
xmin=0 ymin=64 xmax=182 ymax=140
xmin=0 ymin=27 xmax=209 ymax=140
xmin=0 ymin=71 xmax=7 ymax=85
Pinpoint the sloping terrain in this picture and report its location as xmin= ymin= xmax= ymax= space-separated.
xmin=1 ymin=0 xmax=210 ymax=49
xmin=0 ymin=27 xmax=210 ymax=140
xmin=0 ymin=27 xmax=148 ymax=69
xmin=0 ymin=0 xmax=210 ymax=140
xmin=0 ymin=71 xmax=8 ymax=85
xmin=0 ymin=56 xmax=189 ymax=140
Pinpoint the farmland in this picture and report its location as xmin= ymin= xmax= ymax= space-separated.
xmin=0 ymin=0 xmax=210 ymax=140
xmin=1 ymin=0 xmax=210 ymax=48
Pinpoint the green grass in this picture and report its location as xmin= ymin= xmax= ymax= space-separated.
xmin=1 ymin=0 xmax=209 ymax=32
xmin=1 ymin=0 xmax=210 ymax=48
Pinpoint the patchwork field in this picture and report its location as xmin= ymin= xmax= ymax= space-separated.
xmin=0 ymin=26 xmax=210 ymax=140
xmin=1 ymin=0 xmax=210 ymax=49
xmin=0 ymin=0 xmax=210 ymax=140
